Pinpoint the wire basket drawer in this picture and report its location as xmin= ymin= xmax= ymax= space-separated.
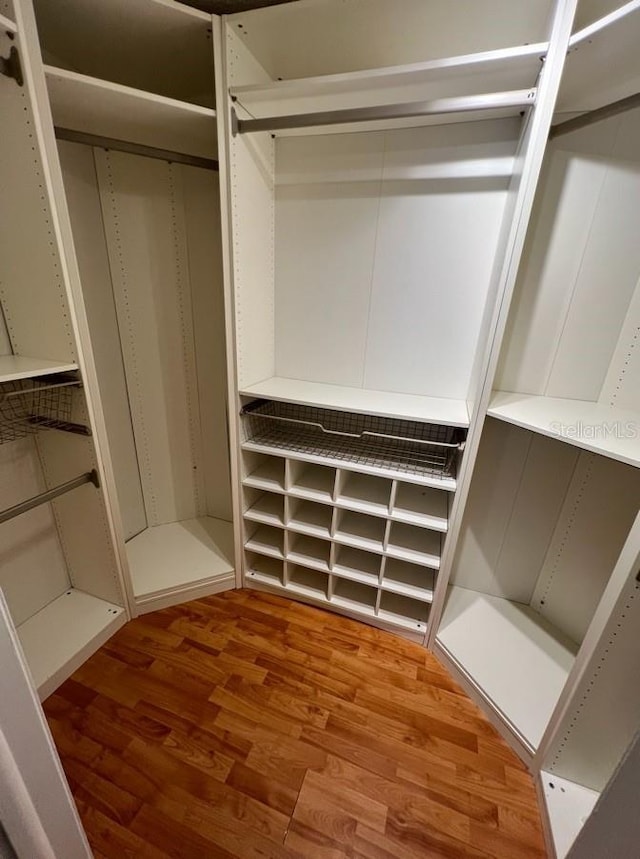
xmin=241 ymin=399 xmax=465 ymax=482
xmin=0 ymin=375 xmax=79 ymax=444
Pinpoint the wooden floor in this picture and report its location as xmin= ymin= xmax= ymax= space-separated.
xmin=43 ymin=589 xmax=548 ymax=859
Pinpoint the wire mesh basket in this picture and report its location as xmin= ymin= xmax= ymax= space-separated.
xmin=0 ymin=375 xmax=79 ymax=444
xmin=241 ymin=399 xmax=465 ymax=481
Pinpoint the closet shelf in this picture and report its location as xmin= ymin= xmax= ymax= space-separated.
xmin=0 ymin=356 xmax=78 ymax=383
xmin=542 ymin=772 xmax=600 ymax=859
xmin=17 ymin=589 xmax=125 ymax=701
xmin=437 ymin=586 xmax=578 ymax=750
xmin=45 ymin=66 xmax=217 ymax=161
xmin=0 ymin=12 xmax=17 ymax=34
xmin=240 ymin=377 xmax=469 ymax=427
xmin=488 ymin=392 xmax=640 ymax=468
xmin=126 ymin=517 xmax=234 ymax=605
xmin=244 ymin=494 xmax=285 ymax=528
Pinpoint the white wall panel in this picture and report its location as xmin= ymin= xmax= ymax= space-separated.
xmin=56 ymin=141 xmax=147 ymax=541
xmin=95 ymin=151 xmax=205 ymax=527
xmin=600 ymin=274 xmax=640 ymax=413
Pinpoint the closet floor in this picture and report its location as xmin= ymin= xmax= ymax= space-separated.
xmin=42 ymin=590 xmax=547 ymax=859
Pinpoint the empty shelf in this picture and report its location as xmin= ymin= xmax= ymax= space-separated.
xmin=17 ymin=588 xmax=125 ymax=700
xmin=0 ymin=355 xmax=78 ymax=383
xmin=244 ymin=493 xmax=285 ymax=527
xmin=332 ymin=545 xmax=381 ymax=587
xmin=287 ymin=499 xmax=333 ymax=539
xmin=289 ymin=461 xmax=336 ymax=503
xmin=127 ymin=517 xmax=235 ymax=602
xmin=45 ymin=66 xmax=217 ymax=160
xmin=392 ymin=482 xmax=448 ymax=531
xmin=331 ymin=578 xmax=377 ymax=615
xmin=542 ymin=772 xmax=600 ymax=859
xmin=437 ymin=586 xmax=579 ymax=749
xmin=245 ymin=524 xmax=284 ymax=559
xmin=245 ymin=553 xmax=284 ymax=588
xmin=335 ymin=510 xmax=386 ymax=553
xmin=243 ymin=455 xmax=285 ymax=493
xmin=386 ymin=523 xmax=441 ymax=568
xmin=288 ymin=565 xmax=328 ymax=600
xmin=382 ymin=558 xmax=435 ymax=602
xmin=337 ymin=471 xmax=392 ymax=516
xmin=287 ymin=533 xmax=331 ymax=572
xmin=488 ymin=392 xmax=640 ymax=468
xmin=241 ymin=377 xmax=469 ymax=426
xmin=378 ymin=591 xmax=430 ymax=632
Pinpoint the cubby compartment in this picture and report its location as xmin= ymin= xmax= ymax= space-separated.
xmin=331 ymin=578 xmax=377 ymax=616
xmin=386 ymin=522 xmax=441 ymax=568
xmin=437 ymin=418 xmax=640 ymax=750
xmin=287 ymin=497 xmax=333 ymax=539
xmin=332 ymin=545 xmax=381 ymax=587
xmin=334 ymin=509 xmax=386 ymax=553
xmin=337 ymin=470 xmax=392 ymax=516
xmin=392 ymin=482 xmax=448 ymax=531
xmin=382 ymin=558 xmax=435 ymax=602
xmin=378 ymin=591 xmax=430 ymax=631
xmin=245 ymin=552 xmax=284 ymax=588
xmin=243 ymin=452 xmax=285 ymax=493
xmin=288 ymin=460 xmax=336 ymax=503
xmin=245 ymin=523 xmax=284 ymax=559
xmin=244 ymin=489 xmax=285 ymax=528
xmin=288 ymin=564 xmax=328 ymax=600
xmin=287 ymin=532 xmax=331 ymax=572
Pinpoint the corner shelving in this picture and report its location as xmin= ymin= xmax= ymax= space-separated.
xmin=541 ymin=772 xmax=600 ymax=859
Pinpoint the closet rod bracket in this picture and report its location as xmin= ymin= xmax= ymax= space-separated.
xmin=0 ymin=44 xmax=23 ymax=87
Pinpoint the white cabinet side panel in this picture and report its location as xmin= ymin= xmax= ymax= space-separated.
xmin=181 ymin=165 xmax=232 ymax=521
xmin=56 ymin=140 xmax=146 ymax=541
xmin=600 ymin=273 xmax=640 ymax=413
xmin=0 ymin=28 xmax=76 ymax=363
xmin=227 ymin=28 xmax=275 ymax=389
xmin=0 ymin=440 xmax=69 ymax=626
xmin=95 ymin=151 xmax=205 ymax=526
xmin=533 ymin=453 xmax=640 ymax=644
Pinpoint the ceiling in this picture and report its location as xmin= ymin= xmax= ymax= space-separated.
xmin=180 ymin=0 xmax=298 ymax=14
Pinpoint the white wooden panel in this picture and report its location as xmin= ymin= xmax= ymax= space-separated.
xmin=600 ymin=274 xmax=640 ymax=412
xmin=95 ymin=150 xmax=206 ymax=526
xmin=0 ymin=311 xmax=11 ymax=355
xmin=542 ymin=772 xmax=599 ymax=859
xmin=533 ymin=453 xmax=640 ymax=644
xmin=364 ymin=122 xmax=516 ymax=398
xmin=0 ymin=28 xmax=76 ymax=363
xmin=56 ymin=140 xmax=146 ymax=541
xmin=0 ymin=439 xmax=69 ymax=626
xmin=45 ymin=68 xmax=217 ymax=160
xmin=0 ymin=356 xmax=77 ymax=382
xmin=181 ymin=166 xmax=233 ymax=522
xmin=438 ymin=585 xmax=578 ymax=749
xmin=546 ymin=160 xmax=640 ymax=400
xmin=227 ymin=29 xmax=276 ymax=389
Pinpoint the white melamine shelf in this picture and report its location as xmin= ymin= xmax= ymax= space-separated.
xmin=45 ymin=66 xmax=217 ymax=160
xmin=243 ymin=457 xmax=285 ymax=493
xmin=245 ymin=554 xmax=284 ymax=588
xmin=335 ymin=510 xmax=386 ymax=553
xmin=332 ymin=545 xmax=381 ymax=587
xmin=245 ymin=524 xmax=284 ymax=559
xmin=288 ymin=499 xmax=333 ymax=539
xmin=240 ymin=377 xmax=469 ymax=427
xmin=288 ymin=533 xmax=331 ymax=572
xmin=0 ymin=12 xmax=17 ymax=33
xmin=331 ymin=578 xmax=377 ymax=615
xmin=288 ymin=565 xmax=328 ymax=600
xmin=382 ymin=558 xmax=435 ymax=603
xmin=127 ymin=517 xmax=234 ymax=601
xmin=488 ymin=392 xmax=640 ymax=468
xmin=437 ymin=586 xmax=579 ymax=749
xmin=337 ymin=472 xmax=392 ymax=517
xmin=0 ymin=355 xmax=78 ymax=383
xmin=17 ymin=589 xmax=125 ymax=700
xmin=392 ymin=483 xmax=448 ymax=531
xmin=244 ymin=494 xmax=285 ymax=527
xmin=379 ymin=591 xmax=430 ymax=631
xmin=289 ymin=462 xmax=336 ymax=503
xmin=542 ymin=772 xmax=600 ymax=859
xmin=386 ymin=523 xmax=441 ymax=569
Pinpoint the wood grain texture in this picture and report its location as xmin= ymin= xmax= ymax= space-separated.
xmin=43 ymin=589 xmax=547 ymax=858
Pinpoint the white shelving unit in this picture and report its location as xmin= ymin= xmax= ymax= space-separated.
xmin=0 ymin=356 xmax=78 ymax=382
xmin=541 ymin=773 xmax=600 ymax=859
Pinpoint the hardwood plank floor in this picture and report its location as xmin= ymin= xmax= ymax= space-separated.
xmin=43 ymin=589 xmax=548 ymax=858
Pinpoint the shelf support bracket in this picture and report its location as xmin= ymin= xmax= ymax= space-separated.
xmin=0 ymin=44 xmax=23 ymax=87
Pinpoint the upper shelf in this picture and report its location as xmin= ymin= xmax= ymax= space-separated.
xmin=488 ymin=392 xmax=640 ymax=468
xmin=240 ymin=377 xmax=469 ymax=427
xmin=0 ymin=11 xmax=17 ymax=33
xmin=0 ymin=355 xmax=78 ymax=383
xmin=45 ymin=66 xmax=217 ymax=161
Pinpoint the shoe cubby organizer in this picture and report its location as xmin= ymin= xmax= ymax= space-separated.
xmin=240 ymin=399 xmax=461 ymax=638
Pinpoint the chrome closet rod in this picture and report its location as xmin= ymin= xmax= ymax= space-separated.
xmin=0 ymin=470 xmax=100 ymax=526
xmin=550 ymin=92 xmax=640 ymax=139
xmin=54 ymin=127 xmax=219 ymax=172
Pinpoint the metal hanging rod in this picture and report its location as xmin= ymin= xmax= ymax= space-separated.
xmin=54 ymin=127 xmax=219 ymax=172
xmin=550 ymin=92 xmax=640 ymax=139
xmin=231 ymin=88 xmax=537 ymax=135
xmin=0 ymin=469 xmax=100 ymax=526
